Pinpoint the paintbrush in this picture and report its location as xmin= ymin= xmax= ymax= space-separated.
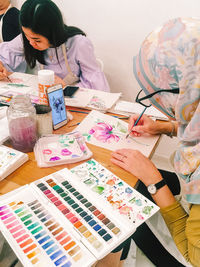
xmin=125 ymin=106 xmax=148 ymax=139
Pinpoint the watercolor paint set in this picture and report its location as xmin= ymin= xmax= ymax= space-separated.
xmin=0 ymin=160 xmax=159 ymax=266
xmin=34 ymin=132 xmax=92 ymax=167
xmin=0 ymin=145 xmax=28 ymax=181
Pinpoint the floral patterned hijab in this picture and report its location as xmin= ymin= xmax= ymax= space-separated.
xmin=133 ymin=17 xmax=200 ymax=204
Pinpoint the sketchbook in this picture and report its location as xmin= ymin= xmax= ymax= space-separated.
xmin=64 ymin=87 xmax=121 ymax=111
xmin=0 ymin=145 xmax=29 ymax=181
xmin=75 ymin=110 xmax=160 ymax=157
xmin=0 ymin=160 xmax=159 ymax=266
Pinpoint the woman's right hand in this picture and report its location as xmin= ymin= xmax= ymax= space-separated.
xmin=0 ymin=62 xmax=9 ymax=81
xmin=129 ymin=114 xmax=161 ymax=136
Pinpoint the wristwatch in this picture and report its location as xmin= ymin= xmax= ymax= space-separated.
xmin=147 ymin=179 xmax=166 ymax=195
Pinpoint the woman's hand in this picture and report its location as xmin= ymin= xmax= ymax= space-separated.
xmin=129 ymin=114 xmax=160 ymax=136
xmin=0 ymin=62 xmax=10 ymax=81
xmin=111 ymin=149 xmax=162 ymax=186
xmin=54 ymin=75 xmax=66 ymax=88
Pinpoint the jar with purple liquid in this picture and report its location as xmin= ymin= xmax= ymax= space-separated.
xmin=7 ymin=95 xmax=37 ymax=152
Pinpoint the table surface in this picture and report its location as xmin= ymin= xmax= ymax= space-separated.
xmin=0 ymin=108 xmax=161 ymax=196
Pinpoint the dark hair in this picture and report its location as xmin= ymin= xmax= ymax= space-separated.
xmin=19 ymin=0 xmax=85 ymax=68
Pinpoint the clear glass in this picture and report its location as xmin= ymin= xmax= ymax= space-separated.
xmin=7 ymin=95 xmax=37 ymax=152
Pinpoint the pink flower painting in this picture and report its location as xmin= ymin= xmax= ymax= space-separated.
xmin=87 ymin=122 xmax=120 ymax=143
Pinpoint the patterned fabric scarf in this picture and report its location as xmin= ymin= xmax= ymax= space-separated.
xmin=133 ymin=17 xmax=200 ymax=204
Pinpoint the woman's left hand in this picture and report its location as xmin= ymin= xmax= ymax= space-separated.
xmin=111 ymin=149 xmax=162 ymax=186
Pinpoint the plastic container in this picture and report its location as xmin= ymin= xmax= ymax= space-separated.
xmin=38 ymin=69 xmax=54 ymax=105
xmin=7 ymin=95 xmax=37 ymax=152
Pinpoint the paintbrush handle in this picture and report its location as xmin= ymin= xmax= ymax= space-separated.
xmin=125 ymin=106 xmax=148 ymax=139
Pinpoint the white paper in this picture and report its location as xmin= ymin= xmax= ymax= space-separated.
xmin=65 ymin=87 xmax=121 ymax=111
xmin=75 ymin=110 xmax=160 ymax=157
xmin=114 ymin=100 xmax=168 ymax=120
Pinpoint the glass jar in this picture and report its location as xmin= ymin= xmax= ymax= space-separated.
xmin=7 ymin=95 xmax=37 ymax=152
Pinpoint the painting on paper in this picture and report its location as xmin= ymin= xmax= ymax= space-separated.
xmin=71 ymin=159 xmax=159 ymax=227
xmin=75 ymin=110 xmax=160 ymax=157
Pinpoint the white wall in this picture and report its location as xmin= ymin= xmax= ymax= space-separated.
xmin=13 ymin=0 xmax=200 ymax=100
xmin=12 ymin=0 xmax=200 ymax=160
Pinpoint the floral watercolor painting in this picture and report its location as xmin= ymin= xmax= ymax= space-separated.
xmin=75 ymin=110 xmax=160 ymax=157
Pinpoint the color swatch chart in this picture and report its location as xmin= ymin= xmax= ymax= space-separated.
xmin=0 ymin=185 xmax=95 ymax=267
xmin=70 ymin=159 xmax=159 ymax=227
xmin=32 ymin=169 xmax=136 ymax=260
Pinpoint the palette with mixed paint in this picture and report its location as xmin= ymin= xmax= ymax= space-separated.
xmin=70 ymin=159 xmax=159 ymax=227
xmin=34 ymin=132 xmax=92 ymax=167
xmin=0 ymin=162 xmax=159 ymax=266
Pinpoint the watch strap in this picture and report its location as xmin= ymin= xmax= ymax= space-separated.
xmin=155 ymin=179 xmax=166 ymax=190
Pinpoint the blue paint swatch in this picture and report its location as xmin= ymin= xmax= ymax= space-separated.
xmin=38 ymin=235 xmax=51 ymax=244
xmin=42 ymin=240 xmax=54 ymax=249
xmin=54 ymin=255 xmax=68 ymax=266
xmin=50 ymin=250 xmax=63 ymax=260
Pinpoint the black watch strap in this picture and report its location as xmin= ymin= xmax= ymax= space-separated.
xmin=156 ymin=179 xmax=166 ymax=190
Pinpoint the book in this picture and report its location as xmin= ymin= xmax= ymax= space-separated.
xmin=0 ymin=159 xmax=159 ymax=266
xmin=0 ymin=145 xmax=29 ymax=181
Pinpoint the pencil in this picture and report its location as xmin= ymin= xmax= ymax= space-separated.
xmin=125 ymin=106 xmax=148 ymax=139
xmin=69 ymin=110 xmax=89 ymax=114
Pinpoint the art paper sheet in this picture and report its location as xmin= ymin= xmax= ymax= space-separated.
xmin=0 ymin=72 xmax=39 ymax=100
xmin=71 ymin=159 xmax=159 ymax=227
xmin=65 ymin=87 xmax=121 ymax=111
xmin=75 ymin=110 xmax=160 ymax=157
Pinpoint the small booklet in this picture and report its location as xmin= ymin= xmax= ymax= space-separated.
xmin=0 ymin=145 xmax=29 ymax=181
xmin=64 ymin=87 xmax=121 ymax=111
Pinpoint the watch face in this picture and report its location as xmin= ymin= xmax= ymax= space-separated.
xmin=147 ymin=184 xmax=157 ymax=194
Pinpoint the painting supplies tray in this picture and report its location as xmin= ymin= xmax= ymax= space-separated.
xmin=0 ymin=160 xmax=159 ymax=267
xmin=0 ymin=145 xmax=29 ymax=181
xmin=34 ymin=132 xmax=92 ymax=167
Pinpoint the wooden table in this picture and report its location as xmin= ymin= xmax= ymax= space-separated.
xmin=0 ymin=108 xmax=160 ymax=195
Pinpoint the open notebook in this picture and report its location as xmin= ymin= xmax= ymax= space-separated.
xmin=0 ymin=159 xmax=159 ymax=267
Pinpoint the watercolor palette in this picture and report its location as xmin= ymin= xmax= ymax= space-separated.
xmin=0 ymin=145 xmax=28 ymax=181
xmin=0 ymin=184 xmax=95 ymax=267
xmin=34 ymin=132 xmax=92 ymax=167
xmin=0 ymin=162 xmax=159 ymax=266
xmin=70 ymin=159 xmax=159 ymax=227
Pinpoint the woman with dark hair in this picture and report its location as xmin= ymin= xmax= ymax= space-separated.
xmin=0 ymin=0 xmax=110 ymax=91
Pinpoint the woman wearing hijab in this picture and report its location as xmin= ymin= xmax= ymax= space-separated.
xmin=110 ymin=17 xmax=200 ymax=267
